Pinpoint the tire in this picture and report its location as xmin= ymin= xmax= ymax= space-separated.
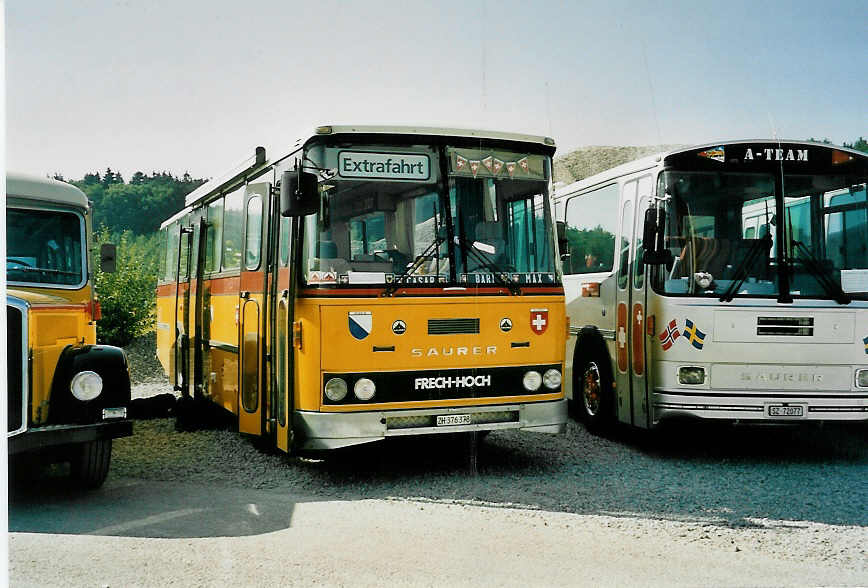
xmin=70 ymin=439 xmax=112 ymax=489
xmin=575 ymin=343 xmax=615 ymax=434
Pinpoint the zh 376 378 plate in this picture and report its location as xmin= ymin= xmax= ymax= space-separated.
xmin=767 ymin=404 xmax=805 ymax=417
xmin=436 ymin=414 xmax=472 ymax=426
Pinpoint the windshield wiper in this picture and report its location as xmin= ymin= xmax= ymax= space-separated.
xmin=7 ymin=266 xmax=79 ymax=276
xmin=452 ymin=235 xmax=520 ymax=295
xmin=719 ymin=235 xmax=771 ymax=302
xmin=788 ymin=239 xmax=851 ymax=304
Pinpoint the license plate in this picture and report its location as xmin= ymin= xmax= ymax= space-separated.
xmin=102 ymin=407 xmax=127 ymax=420
xmin=436 ymin=414 xmax=471 ymax=426
xmin=767 ymin=405 xmax=805 ymax=417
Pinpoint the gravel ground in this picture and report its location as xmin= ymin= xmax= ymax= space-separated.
xmin=114 ymin=335 xmax=868 ymax=577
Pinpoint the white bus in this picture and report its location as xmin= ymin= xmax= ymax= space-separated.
xmin=554 ymin=140 xmax=868 ymax=431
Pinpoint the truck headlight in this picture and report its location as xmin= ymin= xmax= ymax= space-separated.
xmin=543 ymin=368 xmax=562 ymax=390
xmin=678 ymin=366 xmax=706 ymax=385
xmin=70 ymin=371 xmax=103 ymax=401
xmin=353 ymin=378 xmax=376 ymax=401
xmin=523 ymin=370 xmax=542 ymax=392
xmin=857 ymin=369 xmax=868 ymax=388
xmin=324 ymin=377 xmax=348 ymax=402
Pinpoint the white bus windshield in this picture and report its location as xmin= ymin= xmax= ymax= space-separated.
xmin=653 ymin=171 xmax=868 ymax=300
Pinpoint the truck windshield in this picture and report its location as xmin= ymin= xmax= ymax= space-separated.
xmin=301 ymin=144 xmax=558 ymax=289
xmin=652 ymin=171 xmax=868 ymax=300
xmin=6 ymin=207 xmax=85 ymax=287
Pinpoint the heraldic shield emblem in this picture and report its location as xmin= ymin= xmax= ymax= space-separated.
xmin=348 ymin=311 xmax=372 ymax=340
xmin=530 ymin=308 xmax=548 ymax=335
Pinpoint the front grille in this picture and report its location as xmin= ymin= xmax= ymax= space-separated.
xmin=428 ymin=318 xmax=480 ymax=335
xmin=7 ymin=305 xmax=25 ymax=432
xmin=757 ymin=316 xmax=814 ymax=336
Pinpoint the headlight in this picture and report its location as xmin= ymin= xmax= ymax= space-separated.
xmin=70 ymin=371 xmax=103 ymax=401
xmin=857 ymin=369 xmax=868 ymax=388
xmin=523 ymin=370 xmax=542 ymax=392
xmin=354 ymin=378 xmax=376 ymax=401
xmin=678 ymin=366 xmax=706 ymax=385
xmin=543 ymin=368 xmax=562 ymax=390
xmin=324 ymin=377 xmax=348 ymax=402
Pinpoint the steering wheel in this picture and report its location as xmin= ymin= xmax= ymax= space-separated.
xmin=373 ymin=249 xmax=411 ymax=267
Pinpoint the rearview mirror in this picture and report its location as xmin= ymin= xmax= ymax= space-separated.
xmin=280 ymin=169 xmax=319 ymax=217
xmin=100 ymin=243 xmax=117 ymax=273
xmin=641 ymin=208 xmax=673 ymax=265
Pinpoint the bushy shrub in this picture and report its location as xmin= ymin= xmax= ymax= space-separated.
xmin=94 ymin=229 xmax=161 ymax=347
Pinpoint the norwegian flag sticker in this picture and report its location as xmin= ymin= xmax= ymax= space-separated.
xmin=530 ymin=308 xmax=549 ymax=335
xmin=658 ymin=319 xmax=680 ymax=351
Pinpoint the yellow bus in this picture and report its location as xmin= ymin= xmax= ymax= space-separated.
xmin=6 ymin=173 xmax=132 ymax=488
xmin=156 ymin=125 xmax=567 ymax=451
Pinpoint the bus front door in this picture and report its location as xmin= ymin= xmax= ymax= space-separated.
xmin=173 ymin=223 xmax=193 ymax=395
xmin=238 ymin=183 xmax=269 ymax=437
xmin=615 ymin=176 xmax=653 ymax=428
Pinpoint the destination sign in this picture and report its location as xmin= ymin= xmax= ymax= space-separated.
xmin=338 ymin=151 xmax=430 ymax=181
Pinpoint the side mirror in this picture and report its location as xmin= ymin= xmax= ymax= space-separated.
xmin=556 ymin=220 xmax=568 ymax=256
xmin=100 ymin=243 xmax=117 ymax=273
xmin=280 ymin=169 xmax=319 ymax=217
xmin=641 ymin=208 xmax=673 ymax=265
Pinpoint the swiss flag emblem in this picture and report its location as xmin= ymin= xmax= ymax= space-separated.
xmin=530 ymin=308 xmax=548 ymax=335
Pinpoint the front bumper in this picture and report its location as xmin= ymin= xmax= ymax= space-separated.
xmin=8 ymin=419 xmax=133 ymax=455
xmin=653 ymin=389 xmax=868 ymax=423
xmin=295 ymin=399 xmax=567 ymax=450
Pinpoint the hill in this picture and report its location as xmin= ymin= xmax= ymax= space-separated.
xmin=553 ymin=144 xmax=684 ymax=185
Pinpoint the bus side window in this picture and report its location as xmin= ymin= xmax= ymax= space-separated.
xmin=222 ymin=188 xmax=244 ymax=271
xmin=563 ymin=183 xmax=618 ymax=274
xmin=244 ymin=195 xmax=263 ymax=270
xmin=158 ymin=227 xmax=168 ymax=282
xmin=617 ymin=186 xmax=635 ymax=290
xmin=206 ymin=197 xmax=224 ymax=273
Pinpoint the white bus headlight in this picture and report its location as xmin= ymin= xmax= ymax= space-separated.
xmin=324 ymin=378 xmax=348 ymax=402
xmin=856 ymin=369 xmax=868 ymax=388
xmin=354 ymin=378 xmax=376 ymax=401
xmin=543 ymin=369 xmax=562 ymax=390
xmin=70 ymin=371 xmax=103 ymax=401
xmin=523 ymin=370 xmax=542 ymax=392
xmin=678 ymin=366 xmax=706 ymax=385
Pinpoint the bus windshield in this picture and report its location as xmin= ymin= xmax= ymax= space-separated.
xmin=302 ymin=145 xmax=558 ymax=288
xmin=6 ymin=207 xmax=85 ymax=287
xmin=654 ymin=170 xmax=868 ymax=300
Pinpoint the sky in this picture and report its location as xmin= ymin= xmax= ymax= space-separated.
xmin=5 ymin=0 xmax=868 ymax=181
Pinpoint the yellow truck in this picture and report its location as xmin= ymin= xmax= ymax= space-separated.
xmin=6 ymin=173 xmax=132 ymax=488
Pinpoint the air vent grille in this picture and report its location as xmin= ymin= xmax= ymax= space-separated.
xmin=428 ymin=318 xmax=480 ymax=335
xmin=757 ymin=316 xmax=814 ymax=336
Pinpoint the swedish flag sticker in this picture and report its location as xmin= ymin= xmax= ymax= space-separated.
xmin=683 ymin=319 xmax=707 ymax=350
xmin=863 ymin=335 xmax=868 ymax=354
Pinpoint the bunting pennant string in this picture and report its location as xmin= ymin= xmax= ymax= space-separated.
xmin=482 ymin=156 xmax=494 ymax=173
xmin=493 ymin=158 xmax=504 ymax=174
xmin=506 ymin=162 xmax=516 ymax=178
xmin=455 ymin=154 xmax=468 ymax=172
xmin=469 ymin=160 xmax=481 ymax=178
xmin=518 ymin=157 xmax=529 ymax=172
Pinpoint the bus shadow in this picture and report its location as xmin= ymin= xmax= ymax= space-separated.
xmin=8 ymin=466 xmax=307 ymax=539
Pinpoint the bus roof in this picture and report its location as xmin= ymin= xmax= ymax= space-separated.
xmin=5 ymin=172 xmax=89 ymax=209
xmin=554 ymin=139 xmax=867 ymax=199
xmin=173 ymin=125 xmax=557 ymax=217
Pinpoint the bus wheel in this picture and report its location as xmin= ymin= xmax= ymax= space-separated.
xmin=70 ymin=439 xmax=112 ymax=489
xmin=578 ymin=351 xmax=613 ymax=434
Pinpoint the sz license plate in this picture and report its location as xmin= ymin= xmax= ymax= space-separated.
xmin=767 ymin=405 xmax=805 ymax=417
xmin=436 ymin=414 xmax=472 ymax=427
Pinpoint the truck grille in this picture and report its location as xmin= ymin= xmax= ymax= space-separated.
xmin=7 ymin=304 xmax=26 ymax=433
xmin=757 ymin=316 xmax=814 ymax=336
xmin=428 ymin=318 xmax=480 ymax=335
